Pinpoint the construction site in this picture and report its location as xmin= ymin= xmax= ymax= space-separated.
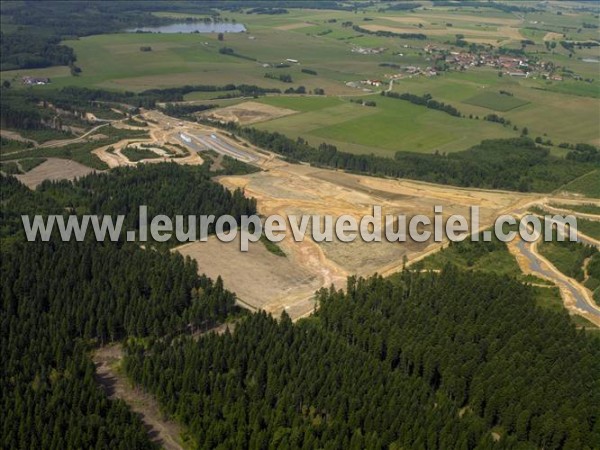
xmin=7 ymin=106 xmax=600 ymax=325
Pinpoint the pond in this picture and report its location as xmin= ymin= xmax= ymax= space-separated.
xmin=129 ymin=22 xmax=246 ymax=34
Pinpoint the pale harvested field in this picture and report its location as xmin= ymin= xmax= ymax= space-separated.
xmin=16 ymin=157 xmax=96 ymax=188
xmin=543 ymin=32 xmax=563 ymax=41
xmin=362 ymin=23 xmax=522 ymax=41
xmin=200 ymin=101 xmax=297 ymax=125
xmin=382 ymin=14 xmax=522 ymax=26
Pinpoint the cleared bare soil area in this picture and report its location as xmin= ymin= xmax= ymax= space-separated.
xmin=177 ymin=233 xmax=324 ymax=319
xmin=15 ymin=157 xmax=96 ymax=188
xmin=200 ymin=101 xmax=297 ymax=125
xmin=93 ymin=345 xmax=186 ymax=450
xmin=184 ymin=158 xmax=538 ymax=318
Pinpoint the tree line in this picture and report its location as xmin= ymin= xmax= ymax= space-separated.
xmin=163 ymin=102 xmax=218 ymax=120
xmin=204 ymin=120 xmax=598 ymax=193
xmin=383 ymin=91 xmax=462 ymax=117
xmin=0 ymin=85 xmax=280 ymax=133
xmin=34 ymin=163 xmax=256 ymax=245
xmin=351 ymin=24 xmax=427 ymax=40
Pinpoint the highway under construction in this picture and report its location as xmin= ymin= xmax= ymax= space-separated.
xmin=177 ymin=132 xmax=259 ymax=164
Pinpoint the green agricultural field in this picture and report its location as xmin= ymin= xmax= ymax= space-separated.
xmin=463 ymin=91 xmax=529 ymax=112
xmin=258 ymin=95 xmax=344 ymax=112
xmin=392 ymin=71 xmax=600 ymax=147
xmin=256 ymin=94 xmax=516 ymax=156
xmin=2 ymin=4 xmax=597 ymax=156
xmin=536 ymin=82 xmax=600 ymax=99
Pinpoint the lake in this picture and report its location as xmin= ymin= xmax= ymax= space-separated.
xmin=129 ymin=22 xmax=246 ymax=34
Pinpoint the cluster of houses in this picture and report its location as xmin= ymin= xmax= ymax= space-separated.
xmin=361 ymin=79 xmax=383 ymax=87
xmin=22 ymin=76 xmax=50 ymax=86
xmin=441 ymin=51 xmax=533 ymax=77
xmin=423 ymin=45 xmax=563 ymax=79
xmin=351 ymin=46 xmax=386 ymax=55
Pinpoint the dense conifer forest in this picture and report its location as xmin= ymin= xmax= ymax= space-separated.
xmin=2 ymin=163 xmax=600 ymax=448
xmin=0 ymin=164 xmax=251 ymax=448
xmin=124 ymin=269 xmax=600 ymax=449
xmin=1 ymin=163 xmax=256 ymax=244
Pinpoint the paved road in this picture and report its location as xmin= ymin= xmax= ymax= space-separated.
xmin=515 ymin=239 xmax=600 ymax=317
xmin=175 ymin=132 xmax=258 ymax=164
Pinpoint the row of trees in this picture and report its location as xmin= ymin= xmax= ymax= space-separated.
xmin=383 ymin=91 xmax=462 ymax=117
xmin=351 ymin=24 xmax=427 ymax=40
xmin=265 ymin=73 xmax=293 ymax=83
xmin=163 ymin=102 xmax=217 ymax=119
xmin=206 ymin=120 xmax=598 ymax=193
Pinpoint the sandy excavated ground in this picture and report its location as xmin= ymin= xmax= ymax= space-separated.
xmin=93 ymin=116 xmax=204 ymax=168
xmin=9 ymin=110 xmax=549 ymax=321
xmin=16 ymin=157 xmax=97 ymax=188
xmin=199 ymin=101 xmax=297 ymax=125
xmin=177 ymin=232 xmax=324 ymax=319
xmin=195 ymin=159 xmax=537 ymax=319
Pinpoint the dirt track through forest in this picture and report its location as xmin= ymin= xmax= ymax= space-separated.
xmin=93 ymin=345 xmax=186 ymax=450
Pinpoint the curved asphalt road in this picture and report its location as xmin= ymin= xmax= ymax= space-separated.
xmin=516 ymin=239 xmax=600 ymax=317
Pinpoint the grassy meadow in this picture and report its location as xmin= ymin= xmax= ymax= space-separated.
xmin=255 ymin=94 xmax=516 ymax=155
xmin=1 ymin=2 xmax=598 ymax=156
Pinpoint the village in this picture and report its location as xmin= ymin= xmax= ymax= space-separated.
xmin=423 ymin=45 xmax=564 ymax=80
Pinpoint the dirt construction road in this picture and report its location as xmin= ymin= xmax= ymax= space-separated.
xmin=93 ymin=345 xmax=185 ymax=450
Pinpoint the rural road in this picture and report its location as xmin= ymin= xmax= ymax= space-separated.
xmin=541 ymin=204 xmax=600 ymax=222
xmin=38 ymin=122 xmax=111 ymax=148
xmin=512 ymin=237 xmax=600 ymax=325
